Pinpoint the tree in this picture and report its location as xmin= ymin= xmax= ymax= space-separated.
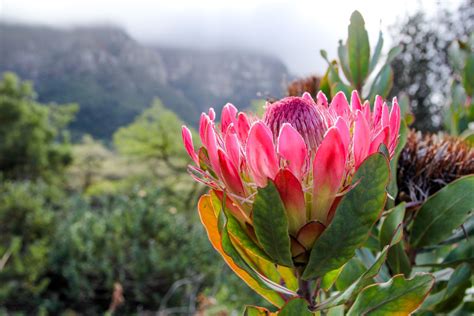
xmin=113 ymin=99 xmax=201 ymax=209
xmin=390 ymin=0 xmax=474 ymax=131
xmin=114 ymin=99 xmax=189 ymax=172
xmin=0 ymin=72 xmax=78 ymax=180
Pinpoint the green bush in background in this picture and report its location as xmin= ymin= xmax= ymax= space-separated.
xmin=0 ymin=180 xmax=62 ymax=312
xmin=0 ymin=72 xmax=77 ymax=181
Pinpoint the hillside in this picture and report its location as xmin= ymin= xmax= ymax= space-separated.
xmin=0 ymin=23 xmax=289 ymax=138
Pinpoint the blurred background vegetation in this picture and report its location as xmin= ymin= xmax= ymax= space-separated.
xmin=0 ymin=0 xmax=473 ymax=314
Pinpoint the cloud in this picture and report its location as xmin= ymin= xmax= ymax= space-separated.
xmin=1 ymin=0 xmax=439 ymax=75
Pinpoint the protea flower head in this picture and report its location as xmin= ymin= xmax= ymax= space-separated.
xmin=182 ymin=91 xmax=400 ymax=265
xmin=398 ymin=130 xmax=474 ymax=204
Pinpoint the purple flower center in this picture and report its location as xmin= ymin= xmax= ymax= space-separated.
xmin=264 ymin=96 xmax=331 ymax=150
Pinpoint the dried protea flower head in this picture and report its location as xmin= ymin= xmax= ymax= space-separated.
xmin=398 ymin=130 xmax=474 ymax=203
xmin=287 ymin=75 xmax=321 ymax=99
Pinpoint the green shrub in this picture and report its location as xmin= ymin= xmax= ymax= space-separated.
xmin=0 ymin=180 xmax=60 ymax=312
xmin=0 ymin=72 xmax=77 ymax=181
xmin=45 ymin=190 xmax=218 ymax=314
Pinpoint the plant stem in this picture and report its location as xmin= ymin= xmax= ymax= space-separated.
xmin=297 ymin=268 xmax=312 ymax=304
xmin=297 ymin=268 xmax=322 ymax=312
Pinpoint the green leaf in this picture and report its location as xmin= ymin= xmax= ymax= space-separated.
xmin=320 ymin=49 xmax=329 ymax=61
xmin=434 ymin=263 xmax=472 ymax=312
xmin=226 ymin=212 xmax=272 ymax=261
xmin=327 ymin=305 xmax=345 ymax=316
xmin=387 ymin=243 xmax=411 ymax=277
xmin=327 ymin=62 xmax=343 ymax=86
xmin=319 ymin=68 xmax=332 ymax=98
xmin=397 ymin=94 xmax=414 ymax=125
xmin=338 ymin=40 xmax=352 ymax=83
xmin=221 ymin=216 xmax=293 ymax=304
xmin=303 ymin=153 xmax=389 ymax=279
xmin=278 ymin=298 xmax=312 ymax=316
xmin=364 ymin=229 xmax=380 ymax=251
xmin=253 ymin=181 xmax=293 ymax=267
xmin=462 ymin=129 xmax=474 ymax=146
xmin=347 ymin=273 xmax=434 ymax=315
xmin=386 ymin=45 xmax=403 ymax=64
xmin=369 ymin=31 xmax=384 ymax=74
xmin=386 ymin=120 xmax=407 ymax=210
xmin=244 ymin=305 xmax=270 ymax=316
xmin=410 ymin=175 xmax=474 ymax=248
xmin=224 ymin=207 xmax=297 ymax=298
xmin=221 ymin=217 xmax=263 ymax=283
xmin=347 ymin=10 xmax=370 ymax=89
xmin=335 ymin=257 xmax=367 ymax=291
xmin=368 ymin=64 xmax=393 ymax=100
xmin=321 ymin=266 xmax=343 ymax=291
xmin=379 ymin=203 xmax=411 ymax=276
xmin=380 ymin=203 xmax=406 ymax=248
xmin=451 ymin=301 xmax=474 ymax=315
xmin=356 ymin=247 xmax=391 ymax=282
xmin=316 ymin=243 xmax=395 ymax=310
xmin=462 ymin=53 xmax=474 ymax=95
xmin=442 ymin=216 xmax=474 ymax=245
xmin=443 ymin=239 xmax=474 ymax=266
xmin=448 ymin=41 xmax=466 ymax=73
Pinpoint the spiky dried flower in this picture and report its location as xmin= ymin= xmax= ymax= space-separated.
xmin=398 ymin=130 xmax=474 ymax=204
xmin=287 ymin=76 xmax=321 ymax=99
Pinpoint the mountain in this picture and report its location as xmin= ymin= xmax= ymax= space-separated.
xmin=0 ymin=23 xmax=290 ymax=139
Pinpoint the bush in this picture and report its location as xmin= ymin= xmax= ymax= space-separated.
xmin=45 ymin=189 xmax=218 ymax=314
xmin=0 ymin=72 xmax=77 ymax=181
xmin=0 ymin=180 xmax=61 ymax=312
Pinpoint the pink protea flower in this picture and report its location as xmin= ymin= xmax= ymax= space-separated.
xmin=182 ymin=90 xmax=400 ymax=263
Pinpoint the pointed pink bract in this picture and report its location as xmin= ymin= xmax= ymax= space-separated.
xmin=205 ymin=118 xmax=222 ymax=177
xmin=373 ymin=95 xmax=384 ymax=126
xmin=353 ymin=110 xmax=370 ymax=169
xmin=208 ymin=108 xmax=216 ymax=121
xmin=237 ymin=112 xmax=251 ymax=143
xmin=224 ymin=129 xmax=241 ymax=170
xmin=221 ymin=103 xmax=238 ymax=133
xmin=246 ymin=121 xmax=279 ymax=187
xmin=277 ymin=123 xmax=307 ymax=180
xmin=274 ymin=169 xmax=306 ymax=235
xmin=329 ymin=91 xmax=350 ymax=118
xmin=369 ymin=126 xmax=389 ymax=155
xmin=381 ymin=103 xmax=390 ymax=128
xmin=182 ymin=126 xmax=199 ymax=165
xmin=389 ymin=98 xmax=401 ymax=151
xmin=335 ymin=117 xmax=350 ymax=157
xmin=218 ymin=149 xmax=245 ymax=197
xmin=351 ymin=90 xmax=362 ymax=112
xmin=317 ymin=91 xmax=328 ymax=107
xmin=312 ymin=127 xmax=346 ymax=224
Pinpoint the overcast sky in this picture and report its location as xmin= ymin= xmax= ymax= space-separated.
xmin=0 ymin=0 xmax=460 ymax=75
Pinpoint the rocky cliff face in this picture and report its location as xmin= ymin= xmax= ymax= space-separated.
xmin=0 ymin=23 xmax=290 ymax=138
xmin=157 ymin=47 xmax=289 ymax=112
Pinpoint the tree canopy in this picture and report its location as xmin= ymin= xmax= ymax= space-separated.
xmin=0 ymin=72 xmax=78 ymax=180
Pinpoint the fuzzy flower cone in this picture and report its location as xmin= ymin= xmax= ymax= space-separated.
xmin=182 ymin=91 xmax=401 ymax=307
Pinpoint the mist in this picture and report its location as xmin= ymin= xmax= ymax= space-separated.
xmin=0 ymin=0 xmax=458 ymax=75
